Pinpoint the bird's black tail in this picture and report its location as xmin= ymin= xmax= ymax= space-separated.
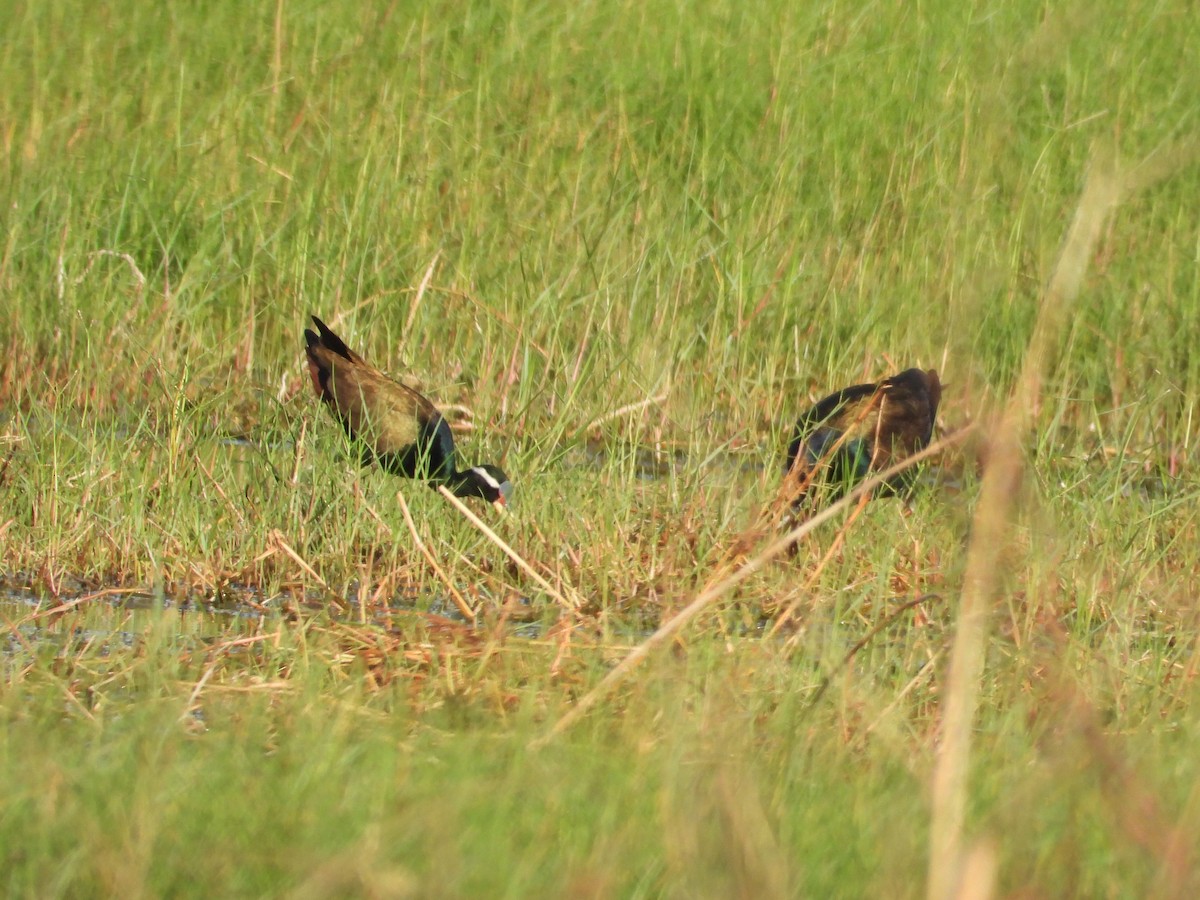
xmin=306 ymin=315 xmax=356 ymax=362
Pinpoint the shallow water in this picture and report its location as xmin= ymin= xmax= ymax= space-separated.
xmin=0 ymin=576 xmax=548 ymax=666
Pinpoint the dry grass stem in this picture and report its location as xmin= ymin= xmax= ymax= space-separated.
xmin=583 ymin=389 xmax=670 ymax=433
xmin=438 ymin=486 xmax=583 ymax=613
xmin=272 ymin=530 xmax=330 ymax=592
xmin=396 ymin=491 xmax=476 ymax=622
xmin=405 ymin=251 xmax=442 ymax=338
xmin=928 ymin=146 xmax=1125 ymax=900
xmin=534 ymin=427 xmax=973 ymax=747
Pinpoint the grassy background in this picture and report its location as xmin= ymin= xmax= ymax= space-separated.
xmin=2 ymin=0 xmax=1199 ymax=895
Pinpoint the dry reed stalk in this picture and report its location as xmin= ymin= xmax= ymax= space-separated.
xmin=404 ymin=251 xmax=441 ymax=338
xmin=438 ymin=487 xmax=584 ymax=613
xmin=271 ymin=530 xmax=330 ymax=592
xmin=928 ymin=145 xmax=1123 ymax=900
xmin=532 ymin=428 xmax=972 ymax=748
xmin=582 ymin=388 xmax=670 ymax=433
xmin=930 ymin=134 xmax=1199 ymax=896
xmin=394 ymin=491 xmax=476 ymax=622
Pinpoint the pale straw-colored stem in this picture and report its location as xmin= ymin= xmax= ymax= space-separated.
xmin=928 ymin=146 xmax=1123 ymax=900
xmin=531 ymin=427 xmax=973 ymax=748
xmin=438 ymin=487 xmax=582 ymax=613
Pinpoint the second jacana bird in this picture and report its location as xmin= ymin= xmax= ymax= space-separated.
xmin=785 ymin=367 xmax=942 ymax=504
xmin=304 ymin=315 xmax=512 ymax=509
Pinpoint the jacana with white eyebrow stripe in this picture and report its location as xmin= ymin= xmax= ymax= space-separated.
xmin=304 ymin=315 xmax=512 ymax=510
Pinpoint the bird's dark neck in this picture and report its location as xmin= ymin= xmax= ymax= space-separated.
xmin=418 ymin=416 xmax=483 ymax=496
xmin=374 ymin=414 xmax=459 ymax=483
xmin=422 ymin=415 xmax=458 ymax=480
xmin=440 ymin=466 xmax=485 ymax=499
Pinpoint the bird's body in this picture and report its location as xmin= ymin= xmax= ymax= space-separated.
xmin=785 ymin=368 xmax=941 ymax=503
xmin=304 ymin=315 xmax=511 ymax=507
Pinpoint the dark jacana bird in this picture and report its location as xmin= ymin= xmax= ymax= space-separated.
xmin=785 ymin=367 xmax=942 ymax=504
xmin=304 ymin=315 xmax=512 ymax=509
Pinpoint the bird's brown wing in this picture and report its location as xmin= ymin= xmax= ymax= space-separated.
xmin=874 ymin=379 xmax=936 ymax=462
xmin=331 ymin=357 xmax=438 ymax=454
xmin=800 ymin=385 xmax=922 ymax=472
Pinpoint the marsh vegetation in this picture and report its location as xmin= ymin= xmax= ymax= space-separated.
xmin=2 ymin=1 xmax=1198 ymax=896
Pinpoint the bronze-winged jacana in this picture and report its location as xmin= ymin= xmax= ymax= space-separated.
xmin=785 ymin=367 xmax=941 ymax=504
xmin=304 ymin=315 xmax=512 ymax=509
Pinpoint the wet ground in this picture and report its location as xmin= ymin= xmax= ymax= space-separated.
xmin=0 ymin=574 xmax=552 ymax=667
xmin=2 ymin=415 xmax=1191 ymax=668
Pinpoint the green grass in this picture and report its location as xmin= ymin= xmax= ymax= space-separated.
xmin=2 ymin=0 xmax=1200 ymax=895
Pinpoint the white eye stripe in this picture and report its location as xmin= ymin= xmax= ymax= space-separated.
xmin=469 ymin=467 xmax=502 ymax=491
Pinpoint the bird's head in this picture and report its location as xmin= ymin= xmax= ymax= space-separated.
xmin=465 ymin=465 xmax=514 ymax=511
xmin=922 ymin=369 xmax=942 ymax=410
